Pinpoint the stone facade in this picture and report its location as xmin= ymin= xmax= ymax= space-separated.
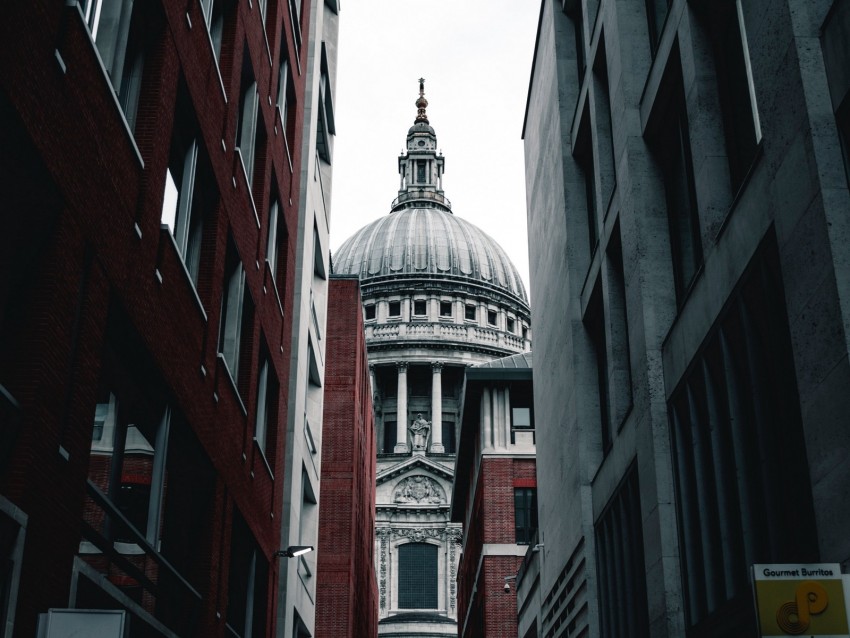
xmin=522 ymin=0 xmax=850 ymax=637
xmin=333 ymin=83 xmax=531 ymax=637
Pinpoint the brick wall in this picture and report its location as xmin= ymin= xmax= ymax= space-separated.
xmin=0 ymin=1 xmax=311 ymax=635
xmin=316 ymin=278 xmax=378 ymax=638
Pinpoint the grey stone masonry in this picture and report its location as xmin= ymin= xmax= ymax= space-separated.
xmin=523 ymin=0 xmax=850 ymax=636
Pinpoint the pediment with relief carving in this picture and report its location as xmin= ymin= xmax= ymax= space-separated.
xmin=392 ymin=475 xmax=446 ymax=504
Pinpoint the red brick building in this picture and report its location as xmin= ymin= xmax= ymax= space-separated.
xmin=316 ymin=276 xmax=378 ymax=638
xmin=451 ymin=353 xmax=537 ymax=638
xmin=0 ymin=0 xmax=330 ymax=635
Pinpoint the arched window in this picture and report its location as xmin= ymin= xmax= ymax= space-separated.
xmin=397 ymin=543 xmax=438 ymax=609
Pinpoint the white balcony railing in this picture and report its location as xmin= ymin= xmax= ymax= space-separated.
xmin=364 ymin=322 xmax=525 ymax=351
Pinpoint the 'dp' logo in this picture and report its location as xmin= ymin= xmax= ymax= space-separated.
xmin=776 ymin=581 xmax=829 ymax=634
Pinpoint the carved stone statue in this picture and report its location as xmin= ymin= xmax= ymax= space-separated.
xmin=409 ymin=413 xmax=431 ymax=450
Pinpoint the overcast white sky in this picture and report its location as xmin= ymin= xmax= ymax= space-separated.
xmin=329 ymin=0 xmax=540 ymax=296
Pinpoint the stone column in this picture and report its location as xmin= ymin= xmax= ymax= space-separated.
xmin=430 ymin=362 xmax=444 ymax=453
xmin=395 ymin=362 xmax=409 ymax=452
xmin=481 ymin=387 xmax=492 ymax=450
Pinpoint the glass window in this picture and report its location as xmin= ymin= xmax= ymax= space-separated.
xmin=575 ymin=107 xmax=597 ymax=257
xmin=439 ymin=301 xmax=452 ymax=317
xmin=161 ymin=87 xmax=216 ymax=292
xmin=595 ymin=467 xmax=650 ymax=637
xmin=364 ymin=304 xmax=376 ymax=321
xmin=397 ymin=543 xmax=438 ymax=609
xmin=277 ymin=54 xmax=296 ymax=149
xmin=441 ymin=421 xmax=456 ymax=454
xmin=512 ymin=407 xmax=531 ymax=429
xmin=514 ymin=488 xmax=538 ymax=544
xmin=652 ymin=54 xmax=702 ymax=301
xmin=564 ymin=0 xmax=586 ymax=84
xmin=507 ymin=317 xmax=516 ymax=333
xmin=668 ymin=238 xmax=817 ymax=630
xmin=697 ymin=0 xmax=761 ymax=192
xmin=382 ymin=421 xmax=396 ymax=453
xmin=236 ymin=46 xmax=259 ymax=184
xmin=254 ymin=348 xmax=277 ymax=459
xmin=227 ymin=511 xmax=268 ymax=638
xmin=267 ymin=196 xmax=288 ymax=288
xmin=219 ymin=239 xmax=246 ymax=383
xmin=465 ymin=304 xmax=476 ymax=321
xmin=316 ymin=58 xmax=334 ymax=163
xmin=87 ymin=386 xmax=164 ymax=545
xmin=79 ymin=322 xmax=214 ymax=633
xmin=388 ymin=301 xmax=401 ymax=317
xmin=413 ymin=300 xmax=427 ymax=315
xmin=487 ymin=310 xmax=497 ymax=326
xmin=81 ymin=0 xmax=146 ymax=131
xmin=200 ymin=0 xmax=226 ymax=61
xmin=585 ymin=281 xmax=611 ymax=454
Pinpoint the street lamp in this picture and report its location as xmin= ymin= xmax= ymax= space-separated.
xmin=275 ymin=545 xmax=314 ymax=558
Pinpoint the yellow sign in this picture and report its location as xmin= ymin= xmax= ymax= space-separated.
xmin=753 ymin=564 xmax=849 ymax=637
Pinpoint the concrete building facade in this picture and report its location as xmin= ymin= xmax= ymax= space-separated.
xmin=316 ymin=276 xmax=378 ymax=638
xmin=333 ymin=83 xmax=531 ymax=637
xmin=276 ymin=0 xmax=338 ymax=635
xmin=522 ymin=0 xmax=850 ymax=637
xmin=451 ymin=353 xmax=537 ymax=638
xmin=0 ymin=0 xmax=336 ymax=635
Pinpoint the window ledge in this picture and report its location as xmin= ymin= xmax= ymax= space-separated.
xmin=67 ymin=2 xmax=144 ymax=169
xmin=253 ymin=437 xmax=274 ymax=480
xmin=159 ymin=225 xmax=208 ymax=322
xmin=234 ymin=149 xmax=261 ymax=229
xmin=216 ymin=353 xmax=247 ymax=417
xmin=264 ymin=259 xmax=284 ymax=318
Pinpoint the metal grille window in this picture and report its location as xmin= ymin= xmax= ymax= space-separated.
xmin=514 ymin=488 xmax=538 ymax=544
xmin=669 ymin=237 xmax=817 ymax=630
xmin=397 ymin=543 xmax=438 ymax=609
xmin=595 ymin=466 xmax=649 ymax=638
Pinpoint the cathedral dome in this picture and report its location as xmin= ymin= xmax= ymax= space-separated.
xmin=332 ymin=79 xmax=530 ymax=366
xmin=333 ymin=207 xmax=528 ymax=304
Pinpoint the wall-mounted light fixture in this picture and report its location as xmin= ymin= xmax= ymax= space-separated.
xmin=504 ymin=574 xmax=517 ymax=593
xmin=275 ymin=545 xmax=314 ymax=558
